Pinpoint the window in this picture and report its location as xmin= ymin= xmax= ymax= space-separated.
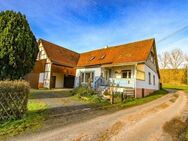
xmin=99 ymin=54 xmax=106 ymax=60
xmin=148 ymin=72 xmax=151 ymax=85
xmin=150 ymin=52 xmax=155 ymax=64
xmin=80 ymin=72 xmax=94 ymax=83
xmin=136 ymin=64 xmax=145 ymax=80
xmin=109 ymin=69 xmax=112 ymax=78
xmin=81 ymin=72 xmax=84 ymax=82
xmin=89 ymin=56 xmax=95 ymax=61
xmin=122 ymin=70 xmax=131 ymax=79
xmin=153 ymin=75 xmax=155 ymax=85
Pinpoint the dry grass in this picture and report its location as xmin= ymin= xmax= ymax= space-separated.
xmin=163 ymin=118 xmax=188 ymax=141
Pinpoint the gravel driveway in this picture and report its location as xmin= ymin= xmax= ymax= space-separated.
xmin=29 ymin=89 xmax=92 ymax=115
xmin=11 ymin=91 xmax=188 ymax=141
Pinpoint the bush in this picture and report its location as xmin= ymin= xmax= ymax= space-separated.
xmin=71 ymin=86 xmax=106 ymax=104
xmin=71 ymin=86 xmax=97 ymax=97
xmin=0 ymin=80 xmax=30 ymax=121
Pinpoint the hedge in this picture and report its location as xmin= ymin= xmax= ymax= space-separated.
xmin=0 ymin=80 xmax=30 ymax=121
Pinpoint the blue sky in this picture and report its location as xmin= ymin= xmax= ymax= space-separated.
xmin=0 ymin=0 xmax=188 ymax=54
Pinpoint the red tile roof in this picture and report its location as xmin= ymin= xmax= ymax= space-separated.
xmin=38 ymin=38 xmax=155 ymax=68
xmin=77 ymin=38 xmax=155 ymax=67
xmin=39 ymin=39 xmax=80 ymax=68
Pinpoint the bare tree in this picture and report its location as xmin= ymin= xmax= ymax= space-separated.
xmin=169 ymin=49 xmax=184 ymax=69
xmin=158 ymin=51 xmax=170 ymax=69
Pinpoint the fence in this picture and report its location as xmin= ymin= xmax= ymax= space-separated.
xmin=0 ymin=80 xmax=30 ymax=121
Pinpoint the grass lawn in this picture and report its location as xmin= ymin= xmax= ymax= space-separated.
xmin=163 ymin=84 xmax=188 ymax=93
xmin=120 ymin=89 xmax=168 ymax=108
xmin=0 ymin=101 xmax=47 ymax=140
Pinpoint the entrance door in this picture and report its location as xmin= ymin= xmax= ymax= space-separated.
xmin=51 ymin=76 xmax=56 ymax=88
xmin=142 ymin=88 xmax=145 ymax=98
xmin=64 ymin=75 xmax=75 ymax=88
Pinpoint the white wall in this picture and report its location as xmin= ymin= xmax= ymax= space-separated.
xmin=39 ymin=73 xmax=44 ymax=83
xmin=136 ymin=65 xmax=159 ymax=90
xmin=43 ymin=60 xmax=51 ymax=88
xmin=52 ymin=73 xmax=64 ymax=88
xmin=75 ymin=67 xmax=101 ymax=87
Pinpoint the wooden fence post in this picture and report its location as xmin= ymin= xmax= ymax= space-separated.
xmin=121 ymin=93 xmax=124 ymax=102
xmin=110 ymin=86 xmax=114 ymax=104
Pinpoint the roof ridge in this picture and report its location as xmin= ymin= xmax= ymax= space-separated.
xmin=38 ymin=38 xmax=80 ymax=55
xmin=80 ymin=38 xmax=154 ymax=54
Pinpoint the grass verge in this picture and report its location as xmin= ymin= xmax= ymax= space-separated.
xmin=119 ymin=88 xmax=168 ymax=108
xmin=0 ymin=101 xmax=47 ymax=140
xmin=74 ymin=88 xmax=168 ymax=110
xmin=163 ymin=84 xmax=188 ymax=93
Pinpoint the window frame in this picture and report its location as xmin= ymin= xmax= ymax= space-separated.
xmin=153 ymin=75 xmax=155 ymax=86
xmin=80 ymin=71 xmax=95 ymax=83
xmin=122 ymin=70 xmax=132 ymax=79
xmin=148 ymin=72 xmax=151 ymax=85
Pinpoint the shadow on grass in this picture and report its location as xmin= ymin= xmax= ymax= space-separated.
xmin=29 ymin=89 xmax=73 ymax=99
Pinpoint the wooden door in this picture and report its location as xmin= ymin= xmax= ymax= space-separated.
xmin=51 ymin=76 xmax=56 ymax=88
xmin=64 ymin=75 xmax=75 ymax=88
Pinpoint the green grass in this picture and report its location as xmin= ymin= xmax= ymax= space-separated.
xmin=29 ymin=88 xmax=72 ymax=99
xmin=0 ymin=101 xmax=47 ymax=140
xmin=75 ymin=89 xmax=168 ymax=110
xmin=120 ymin=89 xmax=168 ymax=108
xmin=163 ymin=84 xmax=188 ymax=93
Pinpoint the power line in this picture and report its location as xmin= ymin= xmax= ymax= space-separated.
xmin=158 ymin=25 xmax=188 ymax=43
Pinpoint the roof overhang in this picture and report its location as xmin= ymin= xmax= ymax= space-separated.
xmin=101 ymin=61 xmax=144 ymax=68
xmin=51 ymin=64 xmax=76 ymax=76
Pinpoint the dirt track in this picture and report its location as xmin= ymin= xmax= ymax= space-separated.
xmin=11 ymin=91 xmax=187 ymax=141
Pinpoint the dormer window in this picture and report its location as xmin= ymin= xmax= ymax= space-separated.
xmin=99 ymin=54 xmax=106 ymax=60
xmin=89 ymin=56 xmax=95 ymax=61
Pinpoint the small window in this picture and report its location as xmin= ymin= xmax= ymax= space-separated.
xmin=109 ymin=69 xmax=112 ymax=78
xmin=150 ymin=52 xmax=155 ymax=63
xmin=122 ymin=70 xmax=131 ymax=79
xmin=81 ymin=72 xmax=84 ymax=83
xmin=148 ymin=72 xmax=151 ymax=85
xmin=153 ymin=75 xmax=155 ymax=85
xmin=99 ymin=54 xmax=106 ymax=60
xmin=80 ymin=72 xmax=94 ymax=83
xmin=89 ymin=56 xmax=95 ymax=61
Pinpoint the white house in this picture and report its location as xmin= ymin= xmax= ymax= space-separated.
xmin=26 ymin=38 xmax=160 ymax=98
xmin=75 ymin=38 xmax=160 ymax=98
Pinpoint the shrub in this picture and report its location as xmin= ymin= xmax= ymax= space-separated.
xmin=71 ymin=86 xmax=107 ymax=104
xmin=71 ymin=86 xmax=97 ymax=97
xmin=0 ymin=80 xmax=30 ymax=121
xmin=90 ymin=95 xmax=103 ymax=103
